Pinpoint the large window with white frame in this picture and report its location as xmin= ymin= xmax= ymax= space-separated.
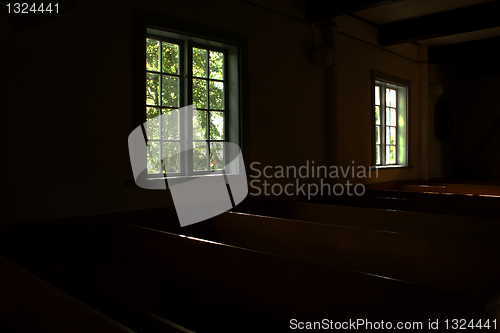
xmin=143 ymin=27 xmax=241 ymax=178
xmin=373 ymin=73 xmax=409 ymax=167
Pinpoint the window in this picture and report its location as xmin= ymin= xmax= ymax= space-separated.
xmin=133 ymin=14 xmax=247 ymax=179
xmin=373 ymin=72 xmax=409 ymax=167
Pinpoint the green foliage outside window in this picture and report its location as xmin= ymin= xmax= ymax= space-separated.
xmin=146 ymin=38 xmax=226 ymax=174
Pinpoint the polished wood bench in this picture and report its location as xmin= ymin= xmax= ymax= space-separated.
xmin=1 ymin=205 xmax=497 ymax=332
xmin=0 ymin=255 xmax=136 ymax=333
xmin=87 ymin=221 xmax=484 ymax=329
xmin=396 ymin=184 xmax=500 ymax=197
xmin=231 ymin=196 xmax=500 ymax=244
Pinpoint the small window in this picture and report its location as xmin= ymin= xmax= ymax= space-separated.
xmin=141 ymin=26 xmax=242 ymax=178
xmin=373 ymin=72 xmax=409 ymax=167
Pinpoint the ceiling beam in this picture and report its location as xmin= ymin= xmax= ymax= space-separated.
xmin=428 ymin=36 xmax=500 ymax=64
xmin=306 ymin=0 xmax=405 ymax=22
xmin=378 ymin=1 xmax=500 ymax=46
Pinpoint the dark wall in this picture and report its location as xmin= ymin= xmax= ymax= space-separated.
xmin=3 ymin=0 xmax=452 ymax=224
xmin=2 ymin=0 xmax=324 ymax=224
xmin=429 ymin=63 xmax=500 ymax=180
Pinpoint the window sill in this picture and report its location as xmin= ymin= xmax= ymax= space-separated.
xmin=127 ymin=173 xmax=245 ymax=188
xmin=375 ymin=165 xmax=413 ymax=169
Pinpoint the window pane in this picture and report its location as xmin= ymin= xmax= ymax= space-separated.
xmin=386 ymin=127 xmax=396 ymax=145
xmin=193 ymin=110 xmax=207 ymax=140
xmin=386 ymin=88 xmax=396 ymax=107
xmin=193 ymin=79 xmax=207 ymax=109
xmin=375 ymin=106 xmax=380 ymax=125
xmin=375 ymin=125 xmax=380 ymax=144
xmin=146 ymin=106 xmax=159 ymax=121
xmin=210 ymin=111 xmax=224 ymax=140
xmin=145 ymin=107 xmax=160 ymax=140
xmin=386 ymin=145 xmax=395 ymax=164
xmin=210 ymin=142 xmax=224 ymax=170
xmin=147 ymin=141 xmax=161 ymax=174
xmin=146 ymin=38 xmax=159 ymax=72
xmin=386 ymin=107 xmax=397 ymax=126
xmin=209 ymin=81 xmax=224 ymax=110
xmin=375 ymin=86 xmax=380 ymax=105
xmin=390 ymin=108 xmax=396 ymax=126
xmin=161 ymin=42 xmax=179 ymax=74
xmin=209 ymin=51 xmax=224 ymax=80
xmin=376 ymin=145 xmax=380 ymax=165
xmin=161 ymin=75 xmax=179 ymax=107
xmin=146 ymin=73 xmax=160 ymax=106
xmin=193 ymin=48 xmax=207 ymax=78
xmin=162 ymin=141 xmax=179 ymax=173
xmin=193 ymin=141 xmax=208 ymax=171
xmin=161 ymin=109 xmax=179 ymax=140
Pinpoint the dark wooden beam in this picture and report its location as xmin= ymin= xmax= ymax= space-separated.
xmin=306 ymin=0 xmax=405 ymax=22
xmin=428 ymin=36 xmax=500 ymax=64
xmin=379 ymin=1 xmax=500 ymax=46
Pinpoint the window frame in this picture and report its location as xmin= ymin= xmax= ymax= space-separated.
xmin=144 ymin=34 xmax=185 ymax=177
xmin=188 ymin=41 xmax=229 ymax=176
xmin=371 ymin=71 xmax=411 ymax=168
xmin=132 ymin=11 xmax=249 ymax=179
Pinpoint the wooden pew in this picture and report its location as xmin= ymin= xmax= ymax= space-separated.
xmin=316 ymin=190 xmax=500 ymax=219
xmin=208 ymin=211 xmax=500 ymax=302
xmin=232 ymin=196 xmax=500 ymax=244
xmin=396 ymin=184 xmax=500 ymax=197
xmin=0 ymin=210 xmax=494 ymax=331
xmin=0 ymin=219 xmax=195 ymax=333
xmin=0 ymin=255 xmax=136 ymax=333
xmin=368 ymin=182 xmax=500 ymax=209
xmin=118 ymin=197 xmax=500 ymax=305
xmin=368 ymin=188 xmax=500 ymax=207
xmin=2 ymin=203 xmax=499 ymax=332
xmin=87 ymin=222 xmax=484 ymax=329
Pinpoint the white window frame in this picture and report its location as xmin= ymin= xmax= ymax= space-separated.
xmin=144 ymin=28 xmax=241 ymax=179
xmin=372 ymin=72 xmax=410 ymax=168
